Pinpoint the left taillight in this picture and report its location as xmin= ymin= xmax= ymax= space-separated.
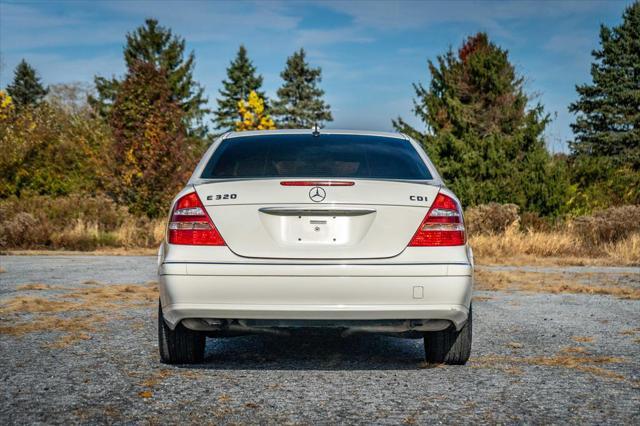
xmin=408 ymin=192 xmax=466 ymax=246
xmin=168 ymin=191 xmax=225 ymax=246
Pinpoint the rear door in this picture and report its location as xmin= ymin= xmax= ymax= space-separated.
xmin=193 ymin=132 xmax=440 ymax=260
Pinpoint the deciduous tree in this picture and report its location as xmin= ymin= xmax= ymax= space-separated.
xmin=235 ymin=91 xmax=275 ymax=131
xmin=0 ymin=91 xmax=14 ymax=121
xmin=109 ymin=61 xmax=196 ymax=217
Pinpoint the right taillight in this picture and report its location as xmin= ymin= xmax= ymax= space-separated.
xmin=408 ymin=192 xmax=466 ymax=246
xmin=168 ymin=191 xmax=226 ymax=246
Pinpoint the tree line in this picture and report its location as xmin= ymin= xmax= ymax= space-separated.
xmin=1 ymin=2 xmax=638 ymax=219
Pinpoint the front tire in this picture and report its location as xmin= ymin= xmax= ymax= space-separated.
xmin=423 ymin=304 xmax=472 ymax=365
xmin=158 ymin=301 xmax=205 ymax=364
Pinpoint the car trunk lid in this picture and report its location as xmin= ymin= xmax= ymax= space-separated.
xmin=194 ymin=179 xmax=440 ymax=259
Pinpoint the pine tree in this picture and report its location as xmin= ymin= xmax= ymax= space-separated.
xmin=394 ymin=33 xmax=569 ymax=215
xmin=91 ymin=19 xmax=208 ymax=136
xmin=214 ymin=45 xmax=265 ymax=131
xmin=568 ymin=2 xmax=640 ymax=167
xmin=6 ymin=60 xmax=48 ymax=109
xmin=566 ymin=2 xmax=640 ymax=209
xmin=109 ymin=61 xmax=196 ymax=217
xmin=272 ymin=48 xmax=332 ymax=128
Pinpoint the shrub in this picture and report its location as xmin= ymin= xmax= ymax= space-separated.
xmin=0 ymin=194 xmax=164 ymax=250
xmin=464 ymin=203 xmax=520 ymax=235
xmin=0 ymin=212 xmax=42 ymax=248
xmin=520 ymin=211 xmax=560 ymax=232
xmin=0 ymin=101 xmax=112 ymax=198
xmin=572 ymin=205 xmax=640 ymax=246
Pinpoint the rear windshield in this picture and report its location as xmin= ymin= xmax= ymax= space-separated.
xmin=201 ymin=134 xmax=432 ymax=180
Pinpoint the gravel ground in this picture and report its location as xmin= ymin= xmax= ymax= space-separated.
xmin=1 ymin=255 xmax=639 ymax=425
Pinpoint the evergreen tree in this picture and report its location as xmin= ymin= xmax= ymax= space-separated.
xmin=6 ymin=60 xmax=48 ymax=109
xmin=109 ymin=61 xmax=196 ymax=217
xmin=214 ymin=45 xmax=265 ymax=131
xmin=91 ymin=19 xmax=208 ymax=136
xmin=569 ymin=2 xmax=640 ymax=167
xmin=566 ymin=2 xmax=640 ymax=209
xmin=394 ymin=33 xmax=569 ymax=215
xmin=272 ymin=48 xmax=332 ymax=128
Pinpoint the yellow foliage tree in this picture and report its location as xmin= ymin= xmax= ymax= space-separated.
xmin=235 ymin=90 xmax=276 ymax=131
xmin=0 ymin=90 xmax=14 ymax=121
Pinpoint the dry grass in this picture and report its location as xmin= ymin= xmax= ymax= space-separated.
xmin=572 ymin=336 xmax=595 ymax=343
xmin=3 ymin=248 xmax=157 ymax=256
xmin=0 ymin=297 xmax=81 ymax=314
xmin=16 ymin=283 xmax=57 ymax=291
xmin=471 ymin=228 xmax=581 ymax=259
xmin=603 ymin=233 xmax=640 ymax=264
xmin=0 ymin=314 xmax=106 ymax=344
xmin=48 ymin=217 xmax=165 ymax=250
xmin=2 ymin=283 xmax=157 ymax=317
xmin=0 ymin=281 xmax=158 ymax=347
xmin=45 ymin=331 xmax=93 ymax=349
xmin=475 ymin=269 xmax=640 ymax=299
xmin=468 ymin=204 xmax=640 ymax=266
xmin=471 ymin=353 xmax=627 ymax=381
xmin=113 ymin=217 xmax=166 ymax=249
xmin=560 ymin=346 xmax=589 ymax=355
xmin=58 ymin=283 xmax=158 ymax=308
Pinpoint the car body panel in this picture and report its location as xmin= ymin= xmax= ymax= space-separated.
xmin=159 ymin=273 xmax=471 ymax=329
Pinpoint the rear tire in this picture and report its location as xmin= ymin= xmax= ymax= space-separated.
xmin=423 ymin=304 xmax=472 ymax=365
xmin=158 ymin=301 xmax=205 ymax=364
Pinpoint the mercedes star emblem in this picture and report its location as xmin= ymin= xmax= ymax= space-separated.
xmin=309 ymin=186 xmax=326 ymax=202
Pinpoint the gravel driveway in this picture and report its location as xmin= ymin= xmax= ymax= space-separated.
xmin=1 ymin=255 xmax=638 ymax=424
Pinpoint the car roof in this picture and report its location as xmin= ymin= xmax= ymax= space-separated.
xmin=223 ymin=129 xmax=408 ymax=140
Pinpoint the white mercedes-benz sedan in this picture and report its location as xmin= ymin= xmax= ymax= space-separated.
xmin=157 ymin=129 xmax=473 ymax=365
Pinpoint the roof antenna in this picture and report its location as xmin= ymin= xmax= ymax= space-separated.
xmin=312 ymin=123 xmax=320 ymax=137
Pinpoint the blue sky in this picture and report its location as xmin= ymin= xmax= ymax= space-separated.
xmin=0 ymin=0 xmax=633 ymax=151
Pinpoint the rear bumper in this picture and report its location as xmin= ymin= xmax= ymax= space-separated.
xmin=159 ymin=262 xmax=473 ymax=330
